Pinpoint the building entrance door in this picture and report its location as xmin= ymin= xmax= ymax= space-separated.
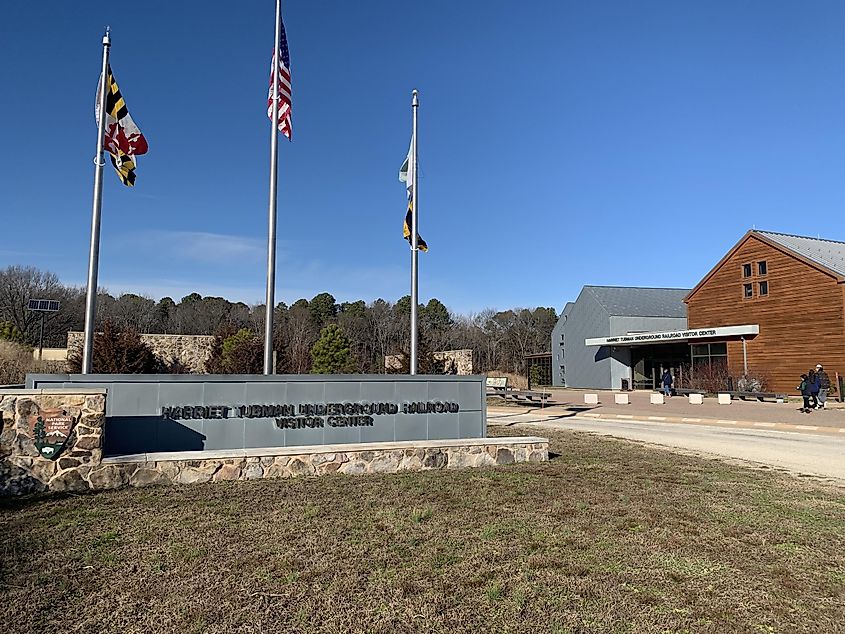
xmin=630 ymin=343 xmax=691 ymax=390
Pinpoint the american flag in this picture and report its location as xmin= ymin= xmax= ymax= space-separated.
xmin=267 ymin=15 xmax=292 ymax=139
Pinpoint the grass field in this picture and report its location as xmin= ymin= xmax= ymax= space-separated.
xmin=2 ymin=426 xmax=844 ymax=633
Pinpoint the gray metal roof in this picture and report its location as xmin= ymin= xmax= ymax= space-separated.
xmin=584 ymin=286 xmax=689 ymax=318
xmin=755 ymin=230 xmax=845 ymax=277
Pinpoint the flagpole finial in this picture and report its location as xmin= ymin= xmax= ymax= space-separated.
xmin=412 ymin=89 xmax=419 ymax=106
xmin=103 ymin=26 xmax=111 ymax=45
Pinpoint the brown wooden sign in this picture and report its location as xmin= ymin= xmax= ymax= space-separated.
xmin=27 ymin=408 xmax=76 ymax=460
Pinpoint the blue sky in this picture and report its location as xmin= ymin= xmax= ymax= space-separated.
xmin=3 ymin=1 xmax=845 ymax=315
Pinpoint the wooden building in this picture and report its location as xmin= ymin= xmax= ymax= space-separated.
xmin=685 ymin=230 xmax=845 ymax=393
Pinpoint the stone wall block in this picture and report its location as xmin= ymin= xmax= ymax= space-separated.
xmin=288 ymin=458 xmax=315 ymax=477
xmin=242 ymin=462 xmax=264 ymax=480
xmin=315 ymin=459 xmax=343 ymax=475
xmin=175 ymin=465 xmax=217 ymax=485
xmin=74 ymin=435 xmax=101 ymax=451
xmin=156 ymin=461 xmax=182 ymax=480
xmin=87 ymin=465 xmax=130 ymax=489
xmin=13 ymin=433 xmax=40 ymax=458
xmin=57 ymin=456 xmax=82 ymax=470
xmin=370 ymin=451 xmax=401 ymax=473
xmin=496 ymin=448 xmax=515 ymax=465
xmin=0 ymin=395 xmax=16 ymax=416
xmin=399 ymin=453 xmax=424 ymax=471
xmin=213 ymin=463 xmax=242 ymax=481
xmin=15 ymin=398 xmax=38 ymax=419
xmin=338 ymin=459 xmax=368 ymax=475
xmin=130 ymin=468 xmax=171 ymax=487
xmin=49 ymin=468 xmax=90 ymax=493
xmin=84 ymin=394 xmax=106 ymax=414
xmin=25 ymin=458 xmax=57 ymax=484
xmin=528 ymin=449 xmax=546 ymax=463
xmin=311 ymin=453 xmax=337 ymax=466
xmin=423 ymin=449 xmax=447 ymax=469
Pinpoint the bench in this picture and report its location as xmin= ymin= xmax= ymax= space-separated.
xmin=721 ymin=391 xmax=786 ymax=403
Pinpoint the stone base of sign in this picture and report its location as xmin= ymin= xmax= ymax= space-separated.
xmin=94 ymin=437 xmax=549 ymax=490
xmin=1 ymin=388 xmax=546 ymax=496
xmin=0 ymin=389 xmax=107 ymax=496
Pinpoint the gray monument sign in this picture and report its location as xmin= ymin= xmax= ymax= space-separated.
xmin=27 ymin=374 xmax=486 ymax=456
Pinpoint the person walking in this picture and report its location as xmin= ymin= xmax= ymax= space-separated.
xmin=806 ymin=369 xmax=820 ymax=412
xmin=798 ymin=373 xmax=811 ymax=413
xmin=661 ymin=369 xmax=673 ymax=397
xmin=815 ymin=363 xmax=830 ymax=409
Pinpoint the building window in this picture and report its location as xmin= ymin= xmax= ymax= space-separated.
xmin=758 ymin=261 xmax=767 ymax=275
xmin=759 ymin=280 xmax=768 ymax=296
xmin=742 ymin=263 xmax=752 ymax=277
xmin=743 ymin=283 xmax=753 ymax=299
xmin=691 ymin=342 xmax=728 ymax=368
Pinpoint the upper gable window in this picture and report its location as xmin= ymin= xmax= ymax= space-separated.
xmin=758 ymin=261 xmax=767 ymax=275
xmin=742 ymin=263 xmax=752 ymax=278
xmin=743 ymin=283 xmax=753 ymax=299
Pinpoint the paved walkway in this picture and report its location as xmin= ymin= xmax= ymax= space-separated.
xmin=488 ymin=409 xmax=845 ymax=482
xmin=504 ymin=388 xmax=845 ymax=431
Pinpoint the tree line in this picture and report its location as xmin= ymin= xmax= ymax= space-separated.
xmin=0 ymin=265 xmax=557 ymax=375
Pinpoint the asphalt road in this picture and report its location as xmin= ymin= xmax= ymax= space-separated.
xmin=490 ymin=413 xmax=845 ymax=481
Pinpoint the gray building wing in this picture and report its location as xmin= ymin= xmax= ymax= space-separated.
xmin=551 ymin=287 xmax=690 ymax=389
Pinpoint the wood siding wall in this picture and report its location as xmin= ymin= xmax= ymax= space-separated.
xmin=686 ymin=235 xmax=845 ymax=393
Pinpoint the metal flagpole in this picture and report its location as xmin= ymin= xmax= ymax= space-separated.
xmin=263 ymin=0 xmax=282 ymax=375
xmin=410 ymin=90 xmax=419 ymax=375
xmin=81 ymin=28 xmax=111 ymax=374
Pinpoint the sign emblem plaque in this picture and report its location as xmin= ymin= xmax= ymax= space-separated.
xmin=27 ymin=408 xmax=76 ymax=460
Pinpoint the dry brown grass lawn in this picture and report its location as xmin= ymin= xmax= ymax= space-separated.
xmin=1 ymin=426 xmax=844 ymax=634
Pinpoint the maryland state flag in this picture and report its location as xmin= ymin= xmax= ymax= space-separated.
xmin=399 ymin=140 xmax=428 ymax=252
xmin=95 ymin=64 xmax=148 ymax=186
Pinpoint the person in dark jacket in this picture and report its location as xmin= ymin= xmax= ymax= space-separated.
xmin=815 ymin=364 xmax=831 ymax=409
xmin=798 ymin=374 xmax=811 ymax=413
xmin=801 ymin=370 xmax=820 ymax=412
xmin=661 ymin=369 xmax=673 ymax=397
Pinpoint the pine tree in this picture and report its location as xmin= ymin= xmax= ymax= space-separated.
xmin=33 ymin=417 xmax=46 ymax=446
xmin=310 ymin=324 xmax=355 ymax=374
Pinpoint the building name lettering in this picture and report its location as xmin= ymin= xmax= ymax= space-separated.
xmin=604 ymin=329 xmax=718 ymax=344
xmin=160 ymin=401 xmax=460 ymax=429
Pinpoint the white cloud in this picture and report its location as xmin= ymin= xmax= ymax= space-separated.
xmin=120 ymin=230 xmax=265 ymax=264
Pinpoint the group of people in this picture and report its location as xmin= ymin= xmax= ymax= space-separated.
xmin=798 ymin=364 xmax=831 ymax=413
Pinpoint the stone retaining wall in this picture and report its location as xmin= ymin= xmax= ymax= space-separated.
xmin=1 ymin=389 xmax=548 ymax=495
xmin=95 ymin=437 xmax=549 ymax=489
xmin=67 ymin=332 xmax=215 ymax=373
xmin=432 ymin=349 xmax=474 ymax=375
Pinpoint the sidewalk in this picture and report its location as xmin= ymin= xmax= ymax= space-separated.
xmin=491 ymin=388 xmax=845 ymax=434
